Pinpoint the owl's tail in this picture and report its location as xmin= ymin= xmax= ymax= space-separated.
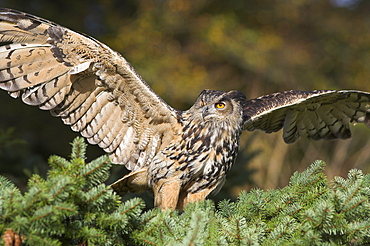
xmin=110 ymin=168 xmax=149 ymax=196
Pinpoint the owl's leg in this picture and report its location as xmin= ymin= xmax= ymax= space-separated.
xmin=176 ymin=189 xmax=213 ymax=210
xmin=153 ymin=178 xmax=181 ymax=210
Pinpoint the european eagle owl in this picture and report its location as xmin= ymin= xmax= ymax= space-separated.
xmin=1 ymin=9 xmax=370 ymax=209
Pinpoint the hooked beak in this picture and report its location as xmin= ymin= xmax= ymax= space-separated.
xmin=202 ymin=106 xmax=209 ymax=118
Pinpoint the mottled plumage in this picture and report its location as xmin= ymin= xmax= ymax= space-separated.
xmin=1 ymin=9 xmax=370 ymax=209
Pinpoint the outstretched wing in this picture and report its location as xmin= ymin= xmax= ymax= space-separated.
xmin=243 ymin=90 xmax=370 ymax=143
xmin=0 ymin=8 xmax=181 ymax=171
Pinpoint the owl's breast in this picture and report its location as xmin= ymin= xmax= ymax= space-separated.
xmin=148 ymin=119 xmax=242 ymax=193
xmin=180 ymin=129 xmax=241 ymax=193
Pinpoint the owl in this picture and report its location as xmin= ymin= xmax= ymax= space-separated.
xmin=1 ymin=9 xmax=370 ymax=210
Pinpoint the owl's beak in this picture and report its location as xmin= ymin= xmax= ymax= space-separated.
xmin=202 ymin=107 xmax=209 ymax=118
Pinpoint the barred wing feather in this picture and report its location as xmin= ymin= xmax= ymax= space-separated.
xmin=0 ymin=8 xmax=180 ymax=171
xmin=243 ymin=90 xmax=370 ymax=143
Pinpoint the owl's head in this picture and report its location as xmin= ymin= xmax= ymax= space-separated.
xmin=189 ymin=89 xmax=246 ymax=122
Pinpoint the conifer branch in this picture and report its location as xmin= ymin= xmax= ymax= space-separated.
xmin=1 ymin=139 xmax=370 ymax=245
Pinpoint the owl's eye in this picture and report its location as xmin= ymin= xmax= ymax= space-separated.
xmin=201 ymin=101 xmax=205 ymax=106
xmin=215 ymin=102 xmax=226 ymax=109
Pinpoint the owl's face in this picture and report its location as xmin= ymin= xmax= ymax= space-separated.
xmin=189 ymin=90 xmax=246 ymax=123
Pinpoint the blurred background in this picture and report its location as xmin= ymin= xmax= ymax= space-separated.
xmin=1 ymin=0 xmax=370 ymax=207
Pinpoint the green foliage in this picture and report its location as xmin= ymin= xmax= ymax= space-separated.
xmin=132 ymin=160 xmax=370 ymax=246
xmin=1 ymin=139 xmax=370 ymax=245
xmin=0 ymin=137 xmax=144 ymax=245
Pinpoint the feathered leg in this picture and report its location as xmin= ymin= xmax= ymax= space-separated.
xmin=153 ymin=178 xmax=182 ymax=210
xmin=176 ymin=189 xmax=213 ymax=210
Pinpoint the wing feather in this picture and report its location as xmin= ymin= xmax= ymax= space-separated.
xmin=22 ymin=73 xmax=71 ymax=106
xmin=96 ymin=118 xmax=124 ymax=149
xmin=71 ymin=91 xmax=110 ymax=132
xmin=82 ymin=102 xmax=117 ymax=138
xmin=0 ymin=8 xmax=180 ymax=170
xmin=243 ymin=90 xmax=370 ymax=143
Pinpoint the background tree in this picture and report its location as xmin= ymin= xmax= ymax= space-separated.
xmin=0 ymin=0 xmax=370 ymax=206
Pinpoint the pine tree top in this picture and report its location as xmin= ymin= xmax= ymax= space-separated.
xmin=1 ymin=138 xmax=370 ymax=245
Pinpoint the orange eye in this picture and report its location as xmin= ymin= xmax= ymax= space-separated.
xmin=201 ymin=101 xmax=205 ymax=106
xmin=215 ymin=102 xmax=225 ymax=109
